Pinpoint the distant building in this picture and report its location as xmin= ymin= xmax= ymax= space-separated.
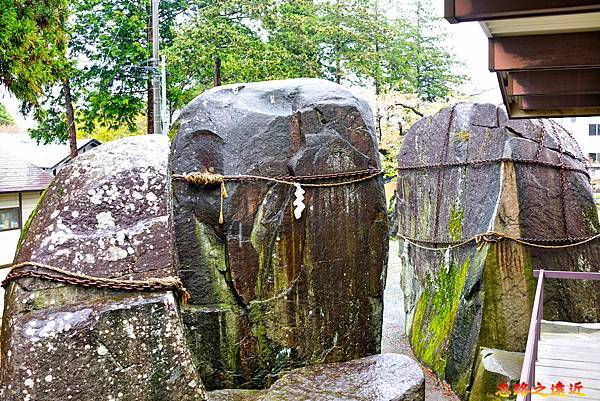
xmin=0 ymin=134 xmax=101 ymax=176
xmin=563 ymin=117 xmax=600 ymax=188
xmin=0 ymin=153 xmax=52 ymax=267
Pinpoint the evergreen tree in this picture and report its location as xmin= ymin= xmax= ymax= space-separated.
xmin=0 ymin=103 xmax=14 ymax=126
xmin=0 ymin=0 xmax=68 ymax=111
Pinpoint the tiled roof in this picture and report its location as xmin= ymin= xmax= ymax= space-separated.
xmin=0 ymin=152 xmax=52 ymax=193
xmin=0 ymin=134 xmax=100 ymax=170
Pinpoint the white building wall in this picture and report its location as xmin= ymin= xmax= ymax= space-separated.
xmin=561 ymin=116 xmax=600 ymax=181
xmin=0 ymin=191 xmax=43 ymax=266
xmin=0 ymin=191 xmax=42 ymax=321
xmin=0 ymin=193 xmax=21 ymax=267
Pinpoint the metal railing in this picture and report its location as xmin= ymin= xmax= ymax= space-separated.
xmin=518 ymin=269 xmax=600 ymax=401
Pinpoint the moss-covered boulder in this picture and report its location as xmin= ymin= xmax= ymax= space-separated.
xmin=171 ymin=78 xmax=388 ymax=389
xmin=397 ymin=103 xmax=600 ymax=399
xmin=0 ymin=136 xmax=207 ymax=401
xmin=469 ymin=348 xmax=523 ymax=401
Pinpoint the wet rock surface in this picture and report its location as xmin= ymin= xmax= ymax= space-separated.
xmin=0 ymin=136 xmax=207 ymax=400
xmin=468 ymin=348 xmax=523 ymax=401
xmin=172 ymin=78 xmax=388 ymax=389
xmin=261 ymin=353 xmax=424 ymax=401
xmin=208 ymin=389 xmax=266 ymax=401
xmin=396 ymin=103 xmax=600 ymax=399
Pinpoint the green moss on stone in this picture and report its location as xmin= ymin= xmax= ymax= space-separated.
xmin=168 ymin=119 xmax=181 ymax=142
xmin=448 ymin=203 xmax=464 ymax=242
xmin=583 ymin=206 xmax=600 ymax=233
xmin=410 ymin=258 xmax=470 ymax=378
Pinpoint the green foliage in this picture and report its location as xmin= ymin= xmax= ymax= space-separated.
xmin=384 ymin=0 xmax=465 ymax=101
xmin=31 ymin=0 xmax=187 ymax=143
xmin=23 ymin=0 xmax=465 ymax=144
xmin=0 ymin=0 xmax=68 ymax=111
xmin=0 ymin=103 xmax=14 ymax=126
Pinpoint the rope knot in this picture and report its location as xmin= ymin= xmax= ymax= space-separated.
xmin=475 ymin=231 xmax=506 ymax=245
xmin=183 ymin=172 xmax=224 ymax=186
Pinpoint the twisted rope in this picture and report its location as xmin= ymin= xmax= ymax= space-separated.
xmin=173 ymin=168 xmax=384 ymax=224
xmin=398 ymin=231 xmax=600 ymax=251
xmin=2 ymin=262 xmax=191 ymax=304
xmin=397 ymin=157 xmax=590 ymax=179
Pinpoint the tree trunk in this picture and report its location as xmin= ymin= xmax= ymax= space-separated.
xmin=213 ymin=56 xmax=222 ymax=87
xmin=335 ymin=41 xmax=341 ymax=84
xmin=147 ymin=5 xmax=154 ymax=135
xmin=62 ymin=78 xmax=78 ymax=160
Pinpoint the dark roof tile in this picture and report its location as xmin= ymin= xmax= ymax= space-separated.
xmin=0 ymin=152 xmax=53 ymax=193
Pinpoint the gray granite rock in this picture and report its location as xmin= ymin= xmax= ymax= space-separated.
xmin=171 ymin=78 xmax=388 ymax=389
xmin=208 ymin=389 xmax=266 ymax=401
xmin=0 ymin=136 xmax=207 ymax=401
xmin=469 ymin=348 xmax=523 ymax=401
xmin=261 ymin=353 xmax=425 ymax=401
xmin=397 ymin=103 xmax=600 ymax=398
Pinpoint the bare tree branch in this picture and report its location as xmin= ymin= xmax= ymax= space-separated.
xmin=388 ymin=102 xmax=424 ymax=117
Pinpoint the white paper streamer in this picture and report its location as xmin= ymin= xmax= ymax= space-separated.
xmin=293 ymin=183 xmax=305 ymax=219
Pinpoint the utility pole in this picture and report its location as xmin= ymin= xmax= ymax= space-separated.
xmin=161 ymin=56 xmax=169 ymax=134
xmin=151 ymin=0 xmax=162 ymax=135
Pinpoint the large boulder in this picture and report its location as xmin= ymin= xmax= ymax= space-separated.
xmin=396 ymin=103 xmax=600 ymax=398
xmin=468 ymin=348 xmax=523 ymax=401
xmin=261 ymin=353 xmax=425 ymax=401
xmin=207 ymin=354 xmax=424 ymax=401
xmin=171 ymin=78 xmax=388 ymax=389
xmin=0 ymin=136 xmax=207 ymax=401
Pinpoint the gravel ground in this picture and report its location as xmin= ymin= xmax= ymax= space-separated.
xmin=382 ymin=240 xmax=461 ymax=401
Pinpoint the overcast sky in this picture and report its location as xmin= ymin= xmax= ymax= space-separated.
xmin=0 ymin=1 xmax=502 ymax=130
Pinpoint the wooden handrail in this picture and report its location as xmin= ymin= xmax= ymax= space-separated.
xmin=518 ymin=269 xmax=545 ymax=401
xmin=518 ymin=269 xmax=599 ymax=400
xmin=534 ymin=270 xmax=600 ymax=280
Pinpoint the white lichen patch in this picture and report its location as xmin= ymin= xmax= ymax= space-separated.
xmin=105 ymin=246 xmax=128 ymax=261
xmin=97 ymin=345 xmax=109 ymax=356
xmin=96 ymin=211 xmax=116 ymax=230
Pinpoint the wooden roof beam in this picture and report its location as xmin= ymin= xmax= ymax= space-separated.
xmin=489 ymin=31 xmax=600 ymax=71
xmin=519 ymin=94 xmax=600 ymax=110
xmin=508 ymin=69 xmax=600 ymax=96
xmin=445 ymin=0 xmax=600 ymax=23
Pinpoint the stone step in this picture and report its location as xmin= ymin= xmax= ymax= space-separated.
xmin=542 ymin=320 xmax=600 ymax=335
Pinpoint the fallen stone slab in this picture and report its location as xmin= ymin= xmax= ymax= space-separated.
xmin=208 ymin=389 xmax=266 ymax=401
xmin=261 ymin=353 xmax=425 ymax=401
xmin=397 ymin=103 xmax=600 ymax=398
xmin=172 ymin=78 xmax=388 ymax=389
xmin=469 ymin=348 xmax=523 ymax=401
xmin=0 ymin=136 xmax=207 ymax=401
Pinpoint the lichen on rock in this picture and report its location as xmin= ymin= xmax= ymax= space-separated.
xmin=397 ymin=103 xmax=600 ymax=399
xmin=0 ymin=136 xmax=207 ymax=401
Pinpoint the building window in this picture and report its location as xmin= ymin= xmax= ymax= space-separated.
xmin=0 ymin=207 xmax=20 ymax=232
xmin=589 ymin=124 xmax=600 ymax=136
xmin=589 ymin=153 xmax=600 ymax=164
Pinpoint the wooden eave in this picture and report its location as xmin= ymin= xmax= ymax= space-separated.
xmin=444 ymin=0 xmax=600 ymax=118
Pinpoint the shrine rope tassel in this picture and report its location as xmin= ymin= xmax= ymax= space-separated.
xmin=173 ymin=168 xmax=384 ymax=224
xmin=2 ymin=262 xmax=191 ymax=304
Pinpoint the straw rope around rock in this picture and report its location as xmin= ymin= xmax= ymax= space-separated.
xmin=2 ymin=262 xmax=191 ymax=303
xmin=172 ymin=168 xmax=384 ymax=224
xmin=398 ymin=231 xmax=600 ymax=251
